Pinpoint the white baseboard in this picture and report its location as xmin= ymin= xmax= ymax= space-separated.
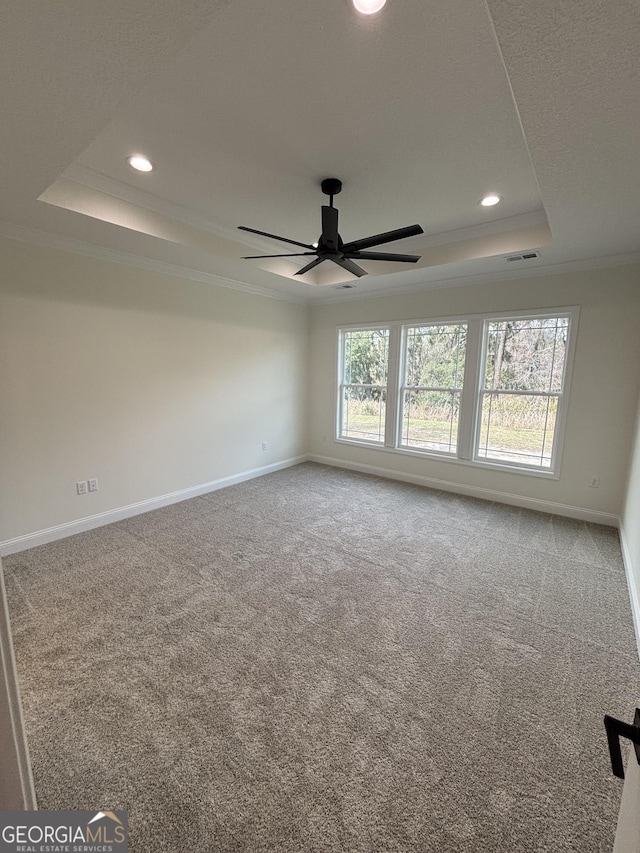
xmin=619 ymin=523 xmax=640 ymax=662
xmin=308 ymin=453 xmax=620 ymax=527
xmin=0 ymin=455 xmax=309 ymax=556
xmin=1 ymin=450 xmax=621 ymax=551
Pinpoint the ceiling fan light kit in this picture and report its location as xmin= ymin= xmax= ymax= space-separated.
xmin=239 ymin=178 xmax=424 ymax=280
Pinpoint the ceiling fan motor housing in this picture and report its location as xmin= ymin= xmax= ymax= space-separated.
xmin=321 ymin=178 xmax=342 ymax=198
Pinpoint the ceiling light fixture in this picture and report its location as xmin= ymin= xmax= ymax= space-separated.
xmin=352 ymin=0 xmax=386 ymax=14
xmin=127 ymin=155 xmax=154 ymax=173
xmin=480 ymin=193 xmax=502 ymax=207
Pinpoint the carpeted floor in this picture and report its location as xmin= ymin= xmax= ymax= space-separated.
xmin=3 ymin=462 xmax=639 ymax=852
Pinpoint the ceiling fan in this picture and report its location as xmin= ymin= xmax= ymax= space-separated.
xmin=238 ymin=178 xmax=424 ymax=278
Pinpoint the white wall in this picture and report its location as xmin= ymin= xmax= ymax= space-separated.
xmin=621 ymin=389 xmax=640 ymax=651
xmin=0 ymin=237 xmax=309 ymax=546
xmin=614 ymin=375 xmax=640 ymax=849
xmin=2 ymin=236 xmax=639 ymax=546
xmin=309 ymin=264 xmax=640 ymax=521
xmin=614 ymin=386 xmax=640 ymax=853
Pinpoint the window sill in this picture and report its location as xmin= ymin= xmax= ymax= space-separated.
xmin=334 ymin=437 xmax=560 ymax=480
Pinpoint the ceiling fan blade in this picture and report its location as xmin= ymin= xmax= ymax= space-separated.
xmin=295 ymin=257 xmax=325 ymax=276
xmin=243 ymin=252 xmax=317 ymax=259
xmin=321 ymin=205 xmax=339 ymax=251
xmin=342 ymin=224 xmax=424 ymax=253
xmin=238 ymin=225 xmax=315 ymax=251
xmin=344 ymin=251 xmax=421 ymax=263
xmin=330 ymin=257 xmax=368 ymax=278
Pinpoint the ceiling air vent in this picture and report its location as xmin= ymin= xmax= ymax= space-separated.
xmin=504 ymin=251 xmax=542 ymax=262
xmin=335 ymin=283 xmax=356 ymax=289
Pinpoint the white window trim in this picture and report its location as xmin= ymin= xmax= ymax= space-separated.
xmin=397 ymin=322 xmax=467 ymax=457
xmin=336 ymin=326 xmax=390 ymax=447
xmin=335 ymin=307 xmax=579 ymax=479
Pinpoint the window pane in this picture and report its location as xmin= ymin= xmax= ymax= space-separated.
xmin=484 ymin=317 xmax=568 ymax=393
xmin=344 ymin=329 xmax=389 ymax=386
xmin=401 ymin=390 xmax=460 ymax=454
xmin=341 ymin=328 xmax=389 ymax=443
xmin=477 ymin=392 xmax=558 ymax=468
xmin=342 ymin=386 xmax=386 ymax=442
xmin=405 ymin=324 xmax=466 ymax=388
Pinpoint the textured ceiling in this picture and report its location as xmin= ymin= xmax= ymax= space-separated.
xmin=1 ymin=0 xmax=638 ymax=302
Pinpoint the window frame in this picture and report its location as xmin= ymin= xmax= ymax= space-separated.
xmin=337 ymin=326 xmax=391 ymax=446
xmin=472 ymin=312 xmax=576 ymax=474
xmin=335 ymin=307 xmax=579 ymax=479
xmin=397 ymin=322 xmax=468 ymax=457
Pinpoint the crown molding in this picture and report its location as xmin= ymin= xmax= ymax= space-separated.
xmin=3 ymin=220 xmax=638 ymax=309
xmin=62 ymin=163 xmax=243 ymax=242
xmin=314 ymin=250 xmax=640 ymax=304
xmin=62 ymin=165 xmax=550 ymax=252
xmin=0 ymin=222 xmax=307 ymax=305
xmin=48 ymin=166 xmax=558 ymax=294
xmin=49 ymin=165 xmax=312 ymax=276
xmin=421 ymin=209 xmax=548 ymax=247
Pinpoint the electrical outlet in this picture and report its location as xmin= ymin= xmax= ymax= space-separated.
xmin=589 ymin=476 xmax=600 ymax=488
xmin=76 ymin=481 xmax=87 ymax=495
xmin=88 ymin=478 xmax=98 ymax=493
xmin=261 ymin=442 xmax=267 ymax=452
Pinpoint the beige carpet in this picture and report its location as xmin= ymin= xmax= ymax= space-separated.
xmin=3 ymin=463 xmax=639 ymax=852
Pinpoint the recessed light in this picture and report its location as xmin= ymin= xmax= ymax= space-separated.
xmin=127 ymin=155 xmax=153 ymax=173
xmin=352 ymin=0 xmax=386 ymax=14
xmin=480 ymin=193 xmax=502 ymax=207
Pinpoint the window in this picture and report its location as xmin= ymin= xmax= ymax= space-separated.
xmin=400 ymin=324 xmax=467 ymax=454
xmin=337 ymin=309 xmax=576 ymax=476
xmin=339 ymin=328 xmax=389 ymax=443
xmin=477 ymin=317 xmax=569 ymax=469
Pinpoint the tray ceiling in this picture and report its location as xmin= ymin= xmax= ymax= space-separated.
xmin=1 ymin=0 xmax=638 ymax=301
